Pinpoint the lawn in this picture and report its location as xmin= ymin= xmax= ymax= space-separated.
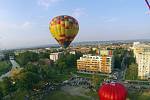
xmin=0 ymin=61 xmax=12 ymax=76
xmin=51 ymin=74 xmax=69 ymax=82
xmin=43 ymin=90 xmax=150 ymax=100
xmin=77 ymin=73 xmax=107 ymax=79
xmin=128 ymin=91 xmax=150 ymax=100
xmin=43 ymin=91 xmax=92 ymax=100
xmin=9 ymin=90 xmax=91 ymax=100
xmin=6 ymin=87 xmax=150 ymax=100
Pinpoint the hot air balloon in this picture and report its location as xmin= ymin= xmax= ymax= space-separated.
xmin=98 ymin=82 xmax=127 ymax=100
xmin=49 ymin=15 xmax=79 ymax=48
xmin=145 ymin=0 xmax=150 ymax=10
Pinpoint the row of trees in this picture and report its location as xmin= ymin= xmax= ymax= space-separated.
xmin=124 ymin=50 xmax=138 ymax=80
xmin=124 ymin=50 xmax=136 ymax=68
xmin=113 ymin=48 xmax=136 ymax=69
xmin=15 ymin=51 xmax=40 ymax=66
xmin=113 ymin=48 xmax=127 ymax=69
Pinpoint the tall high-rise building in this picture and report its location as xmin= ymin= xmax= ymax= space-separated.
xmin=77 ymin=50 xmax=113 ymax=74
xmin=133 ymin=42 xmax=150 ymax=79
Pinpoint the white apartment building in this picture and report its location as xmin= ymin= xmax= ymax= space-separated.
xmin=49 ymin=52 xmax=63 ymax=62
xmin=133 ymin=42 xmax=150 ymax=79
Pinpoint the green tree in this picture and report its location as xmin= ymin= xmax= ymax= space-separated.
xmin=114 ymin=55 xmax=121 ymax=69
xmin=125 ymin=51 xmax=136 ymax=67
xmin=39 ymin=52 xmax=50 ymax=59
xmin=40 ymin=65 xmax=52 ymax=79
xmin=113 ymin=48 xmax=127 ymax=69
xmin=2 ymin=77 xmax=16 ymax=96
xmin=17 ymin=72 xmax=41 ymax=90
xmin=66 ymin=54 xmax=76 ymax=68
xmin=125 ymin=63 xmax=138 ymax=80
xmin=75 ymin=51 xmax=82 ymax=59
xmin=24 ymin=64 xmax=39 ymax=74
xmin=16 ymin=51 xmax=39 ymax=66
xmin=0 ymin=87 xmax=3 ymax=99
xmin=57 ymin=61 xmax=67 ymax=74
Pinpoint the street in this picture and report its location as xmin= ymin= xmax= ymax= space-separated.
xmin=0 ymin=57 xmax=21 ymax=81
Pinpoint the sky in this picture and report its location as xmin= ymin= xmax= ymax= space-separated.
xmin=0 ymin=0 xmax=150 ymax=49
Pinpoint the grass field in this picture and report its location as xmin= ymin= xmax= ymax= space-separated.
xmin=43 ymin=91 xmax=150 ymax=100
xmin=7 ymin=88 xmax=150 ymax=100
xmin=8 ymin=90 xmax=90 ymax=100
xmin=128 ymin=91 xmax=150 ymax=100
xmin=43 ymin=91 xmax=91 ymax=100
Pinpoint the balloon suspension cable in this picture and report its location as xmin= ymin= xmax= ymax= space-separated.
xmin=145 ymin=0 xmax=150 ymax=10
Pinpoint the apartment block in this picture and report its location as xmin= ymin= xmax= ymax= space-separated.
xmin=77 ymin=52 xmax=113 ymax=74
xmin=133 ymin=42 xmax=150 ymax=79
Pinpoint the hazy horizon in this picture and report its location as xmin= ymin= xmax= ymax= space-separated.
xmin=0 ymin=0 xmax=150 ymax=49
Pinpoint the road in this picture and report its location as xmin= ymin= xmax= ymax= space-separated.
xmin=110 ymin=52 xmax=150 ymax=90
xmin=0 ymin=59 xmax=21 ymax=81
xmin=10 ymin=59 xmax=20 ymax=68
xmin=77 ymin=71 xmax=109 ymax=76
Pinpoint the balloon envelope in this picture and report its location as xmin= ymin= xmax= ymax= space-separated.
xmin=145 ymin=0 xmax=150 ymax=10
xmin=98 ymin=82 xmax=127 ymax=100
xmin=49 ymin=15 xmax=79 ymax=48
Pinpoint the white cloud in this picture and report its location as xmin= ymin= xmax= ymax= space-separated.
xmin=21 ymin=21 xmax=32 ymax=29
xmin=71 ymin=8 xmax=86 ymax=18
xmin=0 ymin=21 xmax=33 ymax=32
xmin=37 ymin=0 xmax=62 ymax=8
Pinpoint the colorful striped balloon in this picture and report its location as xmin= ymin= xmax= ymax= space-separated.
xmin=98 ymin=82 xmax=127 ymax=100
xmin=49 ymin=15 xmax=79 ymax=48
xmin=145 ymin=0 xmax=150 ymax=10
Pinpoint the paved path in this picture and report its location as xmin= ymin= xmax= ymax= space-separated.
xmin=0 ymin=59 xmax=21 ymax=81
xmin=77 ymin=71 xmax=109 ymax=76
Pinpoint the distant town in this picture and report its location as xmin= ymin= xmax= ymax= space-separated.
xmin=0 ymin=40 xmax=150 ymax=100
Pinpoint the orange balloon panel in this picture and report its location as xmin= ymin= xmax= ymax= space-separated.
xmin=49 ymin=15 xmax=79 ymax=48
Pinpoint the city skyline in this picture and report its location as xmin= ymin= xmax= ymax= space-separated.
xmin=0 ymin=0 xmax=150 ymax=49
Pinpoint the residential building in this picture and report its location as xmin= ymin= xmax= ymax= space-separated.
xmin=14 ymin=50 xmax=26 ymax=56
xmin=71 ymin=47 xmax=91 ymax=53
xmin=49 ymin=52 xmax=63 ymax=62
xmin=77 ymin=51 xmax=113 ymax=74
xmin=70 ymin=51 xmax=76 ymax=55
xmin=0 ymin=53 xmax=4 ymax=60
xmin=133 ymin=42 xmax=150 ymax=79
